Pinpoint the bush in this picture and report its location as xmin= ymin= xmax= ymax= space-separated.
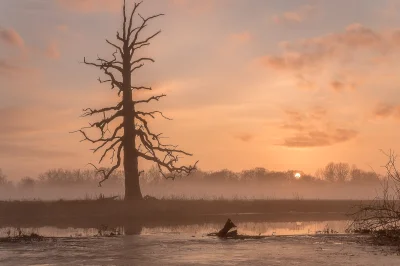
xmin=350 ymin=150 xmax=400 ymax=246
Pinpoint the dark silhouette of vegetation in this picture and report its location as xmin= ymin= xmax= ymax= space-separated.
xmin=0 ymin=161 xmax=383 ymax=201
xmin=37 ymin=169 xmax=124 ymax=187
xmin=73 ymin=0 xmax=197 ymax=200
xmin=0 ymin=169 xmax=11 ymax=188
xmin=0 ymin=162 xmax=381 ymax=190
xmin=315 ymin=162 xmax=379 ymax=183
xmin=18 ymin=177 xmax=35 ymax=189
xmin=350 ymin=150 xmax=400 ymax=247
xmin=0 ymin=228 xmax=44 ymax=243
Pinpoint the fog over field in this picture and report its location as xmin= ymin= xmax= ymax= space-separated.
xmin=0 ymin=162 xmax=383 ymax=200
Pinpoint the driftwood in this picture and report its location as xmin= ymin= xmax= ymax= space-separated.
xmin=207 ymin=219 xmax=271 ymax=240
xmin=207 ymin=218 xmax=237 ymax=238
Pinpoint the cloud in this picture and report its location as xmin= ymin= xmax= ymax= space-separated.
xmin=259 ymin=23 xmax=400 ymax=92
xmin=0 ymin=59 xmax=21 ymax=76
xmin=279 ymin=106 xmax=358 ymax=147
xmin=0 ymin=105 xmax=79 ymax=161
xmin=46 ymin=41 xmax=61 ymax=59
xmin=235 ymin=133 xmax=253 ymax=142
xmin=0 ymin=143 xmax=76 ymax=159
xmin=0 ymin=106 xmax=74 ymax=140
xmin=260 ymin=51 xmax=329 ymax=72
xmin=261 ymin=24 xmax=388 ymax=72
xmin=56 ymin=24 xmax=69 ymax=32
xmin=57 ymin=0 xmax=121 ymax=13
xmin=0 ymin=59 xmax=39 ymax=80
xmin=272 ymin=4 xmax=317 ymax=25
xmin=330 ymin=80 xmax=356 ymax=92
xmin=230 ymin=32 xmax=252 ymax=44
xmin=281 ymin=129 xmax=358 ymax=147
xmin=170 ymin=0 xmax=216 ymax=14
xmin=373 ymin=103 xmax=400 ymax=119
xmin=219 ymin=31 xmax=252 ymax=56
xmin=0 ymin=27 xmax=25 ymax=49
xmin=281 ymin=106 xmax=327 ymax=130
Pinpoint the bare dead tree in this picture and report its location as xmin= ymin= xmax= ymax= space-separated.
xmin=349 ymin=150 xmax=400 ymax=243
xmin=72 ymin=0 xmax=198 ymax=200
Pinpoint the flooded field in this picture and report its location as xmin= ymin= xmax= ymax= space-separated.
xmin=0 ymin=221 xmax=399 ymax=265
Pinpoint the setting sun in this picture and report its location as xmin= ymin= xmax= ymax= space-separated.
xmin=295 ymin=173 xmax=301 ymax=179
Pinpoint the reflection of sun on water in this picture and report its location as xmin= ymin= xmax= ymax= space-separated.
xmin=295 ymin=173 xmax=301 ymax=179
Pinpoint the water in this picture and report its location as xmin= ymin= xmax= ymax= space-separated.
xmin=0 ymin=221 xmax=350 ymax=238
xmin=0 ymin=221 xmax=399 ymax=265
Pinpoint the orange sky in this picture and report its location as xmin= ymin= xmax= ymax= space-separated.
xmin=1 ymin=0 xmax=400 ymax=179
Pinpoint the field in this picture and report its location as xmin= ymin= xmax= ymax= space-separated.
xmin=0 ymin=199 xmax=364 ymax=229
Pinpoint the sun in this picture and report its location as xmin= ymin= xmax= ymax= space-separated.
xmin=295 ymin=173 xmax=301 ymax=179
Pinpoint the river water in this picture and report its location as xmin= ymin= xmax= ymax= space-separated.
xmin=0 ymin=221 xmax=399 ymax=265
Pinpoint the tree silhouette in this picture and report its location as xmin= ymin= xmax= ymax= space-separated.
xmin=74 ymin=0 xmax=197 ymax=200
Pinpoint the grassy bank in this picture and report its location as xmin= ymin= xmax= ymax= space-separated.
xmin=0 ymin=199 xmax=365 ymax=229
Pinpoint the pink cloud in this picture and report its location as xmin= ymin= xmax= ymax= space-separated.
xmin=57 ymin=0 xmax=121 ymax=13
xmin=169 ymin=0 xmax=215 ymax=14
xmin=230 ymin=32 xmax=252 ymax=44
xmin=0 ymin=59 xmax=21 ymax=76
xmin=56 ymin=25 xmax=69 ymax=32
xmin=259 ymin=24 xmax=400 ymax=92
xmin=262 ymin=24 xmax=387 ymax=72
xmin=46 ymin=42 xmax=61 ymax=60
xmin=0 ymin=27 xmax=25 ymax=49
xmin=272 ymin=5 xmax=317 ymax=25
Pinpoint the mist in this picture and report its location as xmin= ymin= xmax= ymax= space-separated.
xmin=0 ymin=162 xmax=383 ymax=200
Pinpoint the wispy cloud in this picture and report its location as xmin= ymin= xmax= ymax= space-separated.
xmin=281 ymin=128 xmax=358 ymax=148
xmin=259 ymin=23 xmax=400 ymax=93
xmin=373 ymin=103 xmax=400 ymax=119
xmin=229 ymin=32 xmax=252 ymax=44
xmin=0 ymin=59 xmax=21 ymax=76
xmin=279 ymin=106 xmax=358 ymax=148
xmin=169 ymin=0 xmax=216 ymax=14
xmin=57 ymin=0 xmax=121 ymax=13
xmin=56 ymin=24 xmax=69 ymax=32
xmin=45 ymin=41 xmax=61 ymax=59
xmin=234 ymin=133 xmax=254 ymax=142
xmin=0 ymin=27 xmax=24 ymax=49
xmin=0 ymin=143 xmax=76 ymax=159
xmin=272 ymin=4 xmax=317 ymax=25
xmin=330 ymin=80 xmax=356 ymax=92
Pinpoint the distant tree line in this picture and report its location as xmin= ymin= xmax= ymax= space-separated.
xmin=0 ymin=162 xmax=381 ymax=189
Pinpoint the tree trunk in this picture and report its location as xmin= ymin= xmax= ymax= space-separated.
xmin=123 ymin=45 xmax=142 ymax=201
